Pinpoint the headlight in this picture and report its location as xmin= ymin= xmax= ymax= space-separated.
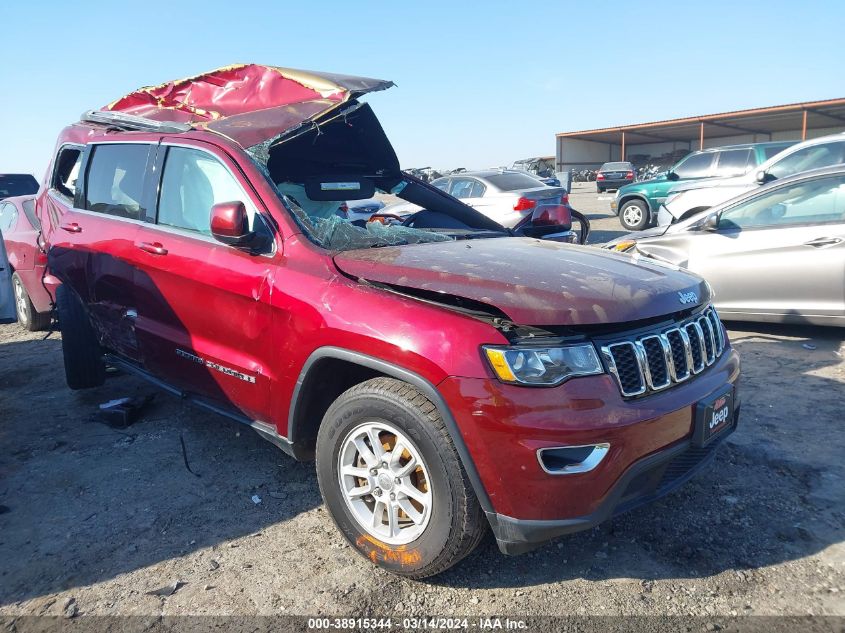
xmin=483 ymin=344 xmax=603 ymax=386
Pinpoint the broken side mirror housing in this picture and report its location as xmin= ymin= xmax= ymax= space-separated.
xmin=666 ymin=170 xmax=679 ymax=181
xmin=210 ymin=201 xmax=271 ymax=252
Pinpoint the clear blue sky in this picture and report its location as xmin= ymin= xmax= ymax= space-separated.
xmin=1 ymin=0 xmax=843 ymax=178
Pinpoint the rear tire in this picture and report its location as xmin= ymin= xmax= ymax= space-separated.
xmin=56 ymin=285 xmax=105 ymax=390
xmin=316 ymin=377 xmax=487 ymax=578
xmin=619 ymin=199 xmax=650 ymax=231
xmin=12 ymin=273 xmax=51 ymax=331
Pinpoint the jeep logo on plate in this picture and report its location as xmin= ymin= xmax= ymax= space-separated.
xmin=678 ymin=290 xmax=699 ymax=304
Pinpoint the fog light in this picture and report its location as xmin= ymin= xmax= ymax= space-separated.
xmin=537 ymin=443 xmax=610 ymax=475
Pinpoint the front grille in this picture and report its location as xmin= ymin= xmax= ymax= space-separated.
xmin=600 ymin=306 xmax=726 ymax=398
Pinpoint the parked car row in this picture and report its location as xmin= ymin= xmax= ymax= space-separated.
xmin=1 ymin=63 xmax=741 ymax=580
xmin=609 ymin=141 xmax=796 ymax=230
xmin=607 ymin=164 xmax=845 ymax=326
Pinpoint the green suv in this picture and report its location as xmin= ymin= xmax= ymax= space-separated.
xmin=611 ymin=141 xmax=795 ymax=230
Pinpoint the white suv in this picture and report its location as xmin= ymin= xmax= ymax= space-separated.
xmin=659 ymin=133 xmax=845 ymax=225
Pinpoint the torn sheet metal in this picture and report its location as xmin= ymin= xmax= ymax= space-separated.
xmin=102 ymin=64 xmax=394 ymax=148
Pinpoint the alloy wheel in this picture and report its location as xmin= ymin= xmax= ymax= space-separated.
xmin=13 ymin=277 xmax=28 ymax=326
xmin=337 ymin=420 xmax=433 ymax=545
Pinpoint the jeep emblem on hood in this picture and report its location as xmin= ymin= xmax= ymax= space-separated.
xmin=678 ymin=290 xmax=699 ymax=305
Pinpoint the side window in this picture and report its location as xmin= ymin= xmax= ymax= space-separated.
xmin=714 ymin=149 xmax=753 ymax=177
xmin=718 ymin=176 xmax=845 ymax=230
xmin=672 ymin=153 xmax=715 ymax=179
xmin=467 ymin=179 xmax=486 ymax=198
xmin=0 ymin=203 xmax=17 ymax=233
xmin=767 ymin=142 xmax=845 ymax=179
xmin=431 ymin=178 xmax=450 ymax=192
xmin=158 ymin=146 xmax=258 ymax=235
xmin=52 ymin=146 xmax=83 ymax=200
xmin=84 ymin=144 xmax=150 ymax=220
xmin=449 ymin=178 xmax=476 ymax=199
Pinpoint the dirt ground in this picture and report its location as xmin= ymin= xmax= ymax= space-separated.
xmin=1 ymin=187 xmax=844 ymax=621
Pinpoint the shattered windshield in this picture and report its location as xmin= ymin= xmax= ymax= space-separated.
xmin=276 ymin=181 xmax=454 ymax=251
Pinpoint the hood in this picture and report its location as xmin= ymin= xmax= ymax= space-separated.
xmin=101 ymin=63 xmax=394 ymax=148
xmin=334 ymin=238 xmax=710 ymax=326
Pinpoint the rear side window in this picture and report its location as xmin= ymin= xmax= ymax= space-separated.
xmin=673 ymin=153 xmax=715 ymax=179
xmin=21 ymin=199 xmax=40 ymax=230
xmin=714 ymin=149 xmax=753 ymax=177
xmin=485 ymin=172 xmax=543 ymax=191
xmin=449 ymin=178 xmax=485 ymax=199
xmin=767 ymin=142 xmax=845 ymax=180
xmin=158 ymin=146 xmax=258 ymax=235
xmin=52 ymin=146 xmax=83 ymax=200
xmin=84 ymin=144 xmax=150 ymax=220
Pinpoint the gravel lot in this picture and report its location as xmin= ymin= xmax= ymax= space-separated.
xmin=1 ymin=186 xmax=843 ymax=622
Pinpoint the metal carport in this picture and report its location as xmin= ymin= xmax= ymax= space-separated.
xmin=555 ymin=98 xmax=845 ymax=170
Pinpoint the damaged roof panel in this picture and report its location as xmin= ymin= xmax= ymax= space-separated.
xmin=100 ymin=63 xmax=394 ymax=147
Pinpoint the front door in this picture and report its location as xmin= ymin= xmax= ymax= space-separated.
xmin=687 ymin=174 xmax=845 ymax=319
xmin=130 ymin=141 xmax=276 ymax=422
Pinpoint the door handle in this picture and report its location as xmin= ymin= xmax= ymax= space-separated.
xmin=803 ymin=237 xmax=842 ymax=248
xmin=137 ymin=241 xmax=168 ymax=255
xmin=60 ymin=222 xmax=82 ymax=233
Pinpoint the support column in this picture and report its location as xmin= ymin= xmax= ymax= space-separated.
xmin=699 ymin=122 xmax=705 ymax=150
xmin=621 ymin=131 xmax=626 ymax=160
xmin=802 ymin=110 xmax=808 ymax=140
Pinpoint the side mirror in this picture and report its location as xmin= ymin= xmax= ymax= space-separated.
xmin=755 ymin=170 xmax=767 ymax=184
xmin=211 ymin=201 xmax=250 ymax=245
xmin=666 ymin=171 xmax=679 ymax=181
xmin=700 ymin=212 xmax=719 ymax=231
xmin=210 ymin=201 xmax=270 ymax=252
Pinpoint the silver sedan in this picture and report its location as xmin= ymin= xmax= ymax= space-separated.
xmin=384 ymin=170 xmax=569 ymax=228
xmin=606 ymin=165 xmax=845 ymax=327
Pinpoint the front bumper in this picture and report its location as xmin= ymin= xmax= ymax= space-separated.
xmin=489 ymin=410 xmax=738 ymax=554
xmin=437 ymin=347 xmax=740 ymax=553
xmin=598 ymin=179 xmax=634 ymax=189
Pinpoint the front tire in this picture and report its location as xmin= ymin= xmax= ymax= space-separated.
xmin=56 ymin=285 xmax=105 ymax=390
xmin=12 ymin=272 xmax=51 ymax=331
xmin=619 ymin=199 xmax=650 ymax=231
xmin=316 ymin=377 xmax=486 ymax=578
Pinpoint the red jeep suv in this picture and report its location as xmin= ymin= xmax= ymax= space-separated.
xmin=41 ymin=65 xmax=740 ymax=578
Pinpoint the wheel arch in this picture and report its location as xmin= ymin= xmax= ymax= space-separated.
xmin=288 ymin=346 xmax=494 ymax=514
xmin=617 ymin=193 xmax=652 ymax=213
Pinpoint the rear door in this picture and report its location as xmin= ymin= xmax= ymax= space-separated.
xmin=687 ymin=174 xmax=845 ymax=319
xmin=129 ymin=140 xmax=276 ymax=422
xmin=48 ymin=142 xmax=155 ymax=361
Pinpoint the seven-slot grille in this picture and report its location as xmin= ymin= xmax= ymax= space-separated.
xmin=600 ymin=307 xmax=726 ymax=397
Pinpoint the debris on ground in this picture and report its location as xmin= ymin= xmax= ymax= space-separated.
xmin=145 ymin=581 xmax=185 ymax=597
xmin=98 ymin=394 xmax=156 ymax=428
xmin=62 ymin=597 xmax=78 ymax=618
xmin=802 ymin=343 xmax=817 ymax=350
xmin=251 ymin=494 xmax=262 ymax=505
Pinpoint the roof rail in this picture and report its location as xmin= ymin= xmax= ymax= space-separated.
xmin=80 ymin=110 xmax=192 ymax=133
